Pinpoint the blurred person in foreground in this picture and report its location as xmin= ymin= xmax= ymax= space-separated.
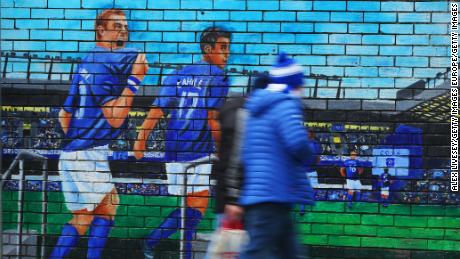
xmin=239 ymin=53 xmax=315 ymax=259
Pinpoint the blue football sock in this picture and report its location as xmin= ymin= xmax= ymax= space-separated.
xmin=49 ymin=223 xmax=80 ymax=259
xmin=87 ymin=217 xmax=113 ymax=259
xmin=184 ymin=208 xmax=203 ymax=259
xmin=355 ymin=191 xmax=361 ymax=202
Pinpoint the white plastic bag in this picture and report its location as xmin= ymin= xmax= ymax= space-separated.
xmin=206 ymin=223 xmax=249 ymax=259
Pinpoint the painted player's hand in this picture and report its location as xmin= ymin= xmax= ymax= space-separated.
xmin=133 ymin=140 xmax=146 ymax=160
xmin=131 ymin=53 xmax=149 ymax=82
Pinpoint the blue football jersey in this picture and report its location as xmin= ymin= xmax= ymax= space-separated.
xmin=344 ymin=159 xmax=360 ymax=179
xmin=63 ymin=46 xmax=138 ymax=151
xmin=153 ymin=61 xmax=229 ymax=161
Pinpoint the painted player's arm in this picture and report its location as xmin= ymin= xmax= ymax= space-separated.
xmin=133 ymin=107 xmax=164 ymax=160
xmin=208 ymin=109 xmax=221 ymax=150
xmin=58 ymin=109 xmax=72 ymax=134
xmin=340 ymin=167 xmax=346 ymax=177
xmin=102 ymin=53 xmax=149 ymax=128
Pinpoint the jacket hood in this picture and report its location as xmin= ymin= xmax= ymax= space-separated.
xmin=245 ymin=89 xmax=296 ymax=117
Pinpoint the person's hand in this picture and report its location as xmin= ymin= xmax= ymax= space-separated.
xmin=224 ymin=204 xmax=244 ymax=222
xmin=133 ymin=140 xmax=146 ymax=160
xmin=131 ymin=53 xmax=149 ymax=82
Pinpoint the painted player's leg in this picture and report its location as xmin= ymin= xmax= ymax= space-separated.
xmin=87 ymin=188 xmax=119 ymax=259
xmin=50 ymin=209 xmax=94 ymax=259
xmin=347 ymin=190 xmax=354 ymax=208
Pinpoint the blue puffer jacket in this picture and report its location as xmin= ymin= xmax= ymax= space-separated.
xmin=239 ymin=89 xmax=315 ymax=206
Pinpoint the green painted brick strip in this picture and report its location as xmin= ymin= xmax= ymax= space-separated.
xmin=300 ymin=234 xmax=328 ymax=245
xmin=327 ymin=213 xmax=361 ymax=224
xmin=344 ymin=225 xmax=377 ymax=236
xmin=428 ymin=240 xmax=460 ymax=251
xmin=114 ymin=216 xmax=145 ymax=227
xmin=312 ymin=223 xmax=344 ymax=235
xmin=145 ymin=217 xmax=165 ymax=228
xmin=145 ymin=196 xmax=179 ymax=206
xmin=128 ymin=228 xmax=151 ymax=239
xmin=361 ymin=237 xmax=396 ymax=248
xmin=379 ymin=204 xmax=411 ymax=215
xmin=444 ymin=229 xmax=460 ymax=241
xmin=394 ymin=216 xmax=427 ymax=227
xmin=411 ymin=205 xmax=446 ymax=216
xmin=445 ymin=206 xmax=460 ymax=216
xmin=298 ymin=223 xmax=312 ymax=234
xmin=410 ymin=228 xmax=444 ymax=239
xmin=394 ymin=238 xmax=428 ymax=249
xmin=127 ymin=206 xmax=161 ymax=217
xmin=345 ymin=202 xmax=379 ymax=213
xmin=361 ymin=215 xmax=394 ymax=226
xmin=328 ymin=235 xmax=361 ymax=247
xmin=428 ymin=217 xmax=460 ymax=228
xmin=110 ymin=227 xmax=128 ymax=238
xmin=377 ymin=226 xmax=411 ymax=238
xmin=47 ymin=213 xmax=71 ymax=224
xmin=296 ymin=212 xmax=329 ymax=223
xmin=119 ymin=195 xmax=145 ymax=205
xmin=312 ymin=202 xmax=345 ymax=212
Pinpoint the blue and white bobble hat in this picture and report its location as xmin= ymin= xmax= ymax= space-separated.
xmin=268 ymin=52 xmax=305 ymax=93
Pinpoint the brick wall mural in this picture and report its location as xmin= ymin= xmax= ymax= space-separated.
xmin=1 ymin=0 xmax=457 ymax=258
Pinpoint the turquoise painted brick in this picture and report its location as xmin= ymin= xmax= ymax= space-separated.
xmin=414 ymin=46 xmax=447 ymax=56
xmin=15 ymin=19 xmax=48 ymax=29
xmin=197 ymin=11 xmax=229 ymax=21
xmin=15 ymin=0 xmax=46 ymax=7
xmin=379 ymin=67 xmax=412 ymax=77
xmin=115 ymin=0 xmax=146 ymax=9
xmin=311 ymin=66 xmax=344 ymax=76
xmin=147 ymin=0 xmax=179 ymax=9
xmin=430 ymin=57 xmax=450 ymax=67
xmin=380 ymin=24 xmax=413 ymax=34
xmin=1 ymin=19 xmax=14 ymax=29
xmin=296 ymin=34 xmax=328 ymax=43
xmin=215 ymin=22 xmax=247 ymax=32
xmin=132 ymin=10 xmax=164 ymax=20
xmin=31 ymin=9 xmax=64 ymax=19
xmin=248 ymin=22 xmax=280 ymax=32
xmin=430 ymin=35 xmax=449 ymax=45
xmin=1 ymin=0 xmax=13 ymax=7
xmin=314 ymin=1 xmax=346 ymax=11
xmin=13 ymin=41 xmax=45 ymax=51
xmin=164 ymin=11 xmax=195 ymax=20
xmin=263 ymin=33 xmax=295 ymax=43
xmin=49 ymin=0 xmax=80 ymax=8
xmin=64 ymin=31 xmax=94 ymax=40
xmin=432 ymin=13 xmax=450 ymax=23
xmin=398 ymin=13 xmax=431 ymax=23
xmin=415 ymin=24 xmax=448 ymax=34
xmin=30 ymin=30 xmax=62 ymax=40
xmin=361 ymin=57 xmax=394 ymax=67
xmin=248 ymin=0 xmax=279 ymax=10
xmin=414 ymin=68 xmax=446 ymax=78
xmin=129 ymin=21 xmax=148 ymax=31
xmin=362 ymin=77 xmax=394 ymax=88
xmin=279 ymin=45 xmax=311 ymax=54
xmin=281 ymin=23 xmax=313 ymax=33
xmin=1 ymin=8 xmax=30 ymax=18
xmin=346 ymin=67 xmax=378 ymax=77
xmin=163 ymin=32 xmax=195 ymax=42
xmin=329 ymin=34 xmax=361 ymax=44
xmin=246 ymin=44 xmax=278 ymax=54
xmin=79 ymin=42 xmax=97 ymax=51
xmin=82 ymin=20 xmax=95 ymax=30
xmin=396 ymin=35 xmax=429 ymax=45
xmin=47 ymin=41 xmax=78 ymax=51
xmin=233 ymin=33 xmax=261 ymax=43
xmin=2 ymin=29 xmax=29 ymax=39
xmin=179 ymin=43 xmax=199 ymax=53
xmin=380 ymin=46 xmax=412 ymax=56
xmin=315 ymin=23 xmax=347 ymax=33
xmin=346 ymin=46 xmax=378 ymax=55
xmin=264 ymin=11 xmax=296 ymax=21
xmin=181 ymin=21 xmax=213 ymax=31
xmin=381 ymin=1 xmax=413 ymax=11
xmin=327 ymin=56 xmax=360 ymax=66
xmin=160 ymin=54 xmax=193 ymax=64
xmin=230 ymin=11 xmax=262 ymax=21
xmin=362 ymin=35 xmax=394 ymax=45
xmin=345 ymin=88 xmax=378 ymax=99
xmin=297 ymin=12 xmax=330 ymax=22
xmin=415 ymin=1 xmax=448 ymax=12
xmin=348 ymin=1 xmax=380 ymax=11
xmin=331 ymin=12 xmax=363 ymax=22
xmin=148 ymin=21 xmax=180 ymax=31
xmin=349 ymin=23 xmax=378 ymax=34
xmin=65 ymin=10 xmax=97 ymax=19
xmin=294 ymin=55 xmax=326 ymax=66
xmin=364 ymin=12 xmax=397 ymax=23
xmin=312 ymin=45 xmax=345 ymax=55
xmin=231 ymin=54 xmax=259 ymax=65
xmin=213 ymin=0 xmax=245 ymax=10
xmin=49 ymin=20 xmax=80 ymax=30
xmin=1 ymin=40 xmax=13 ymax=51
xmin=81 ymin=0 xmax=114 ymax=8
xmin=280 ymin=0 xmax=312 ymax=11
xmin=130 ymin=32 xmax=162 ymax=42
xmin=181 ymin=0 xmax=213 ymax=9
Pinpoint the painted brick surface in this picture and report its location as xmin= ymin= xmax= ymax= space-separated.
xmin=0 ymin=0 xmax=455 ymax=258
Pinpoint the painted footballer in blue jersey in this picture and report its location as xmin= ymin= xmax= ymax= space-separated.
xmin=153 ymin=61 xmax=229 ymax=161
xmin=340 ymin=151 xmax=363 ymax=208
xmin=63 ymin=46 xmax=138 ymax=151
xmin=344 ymin=158 xmax=361 ymax=180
